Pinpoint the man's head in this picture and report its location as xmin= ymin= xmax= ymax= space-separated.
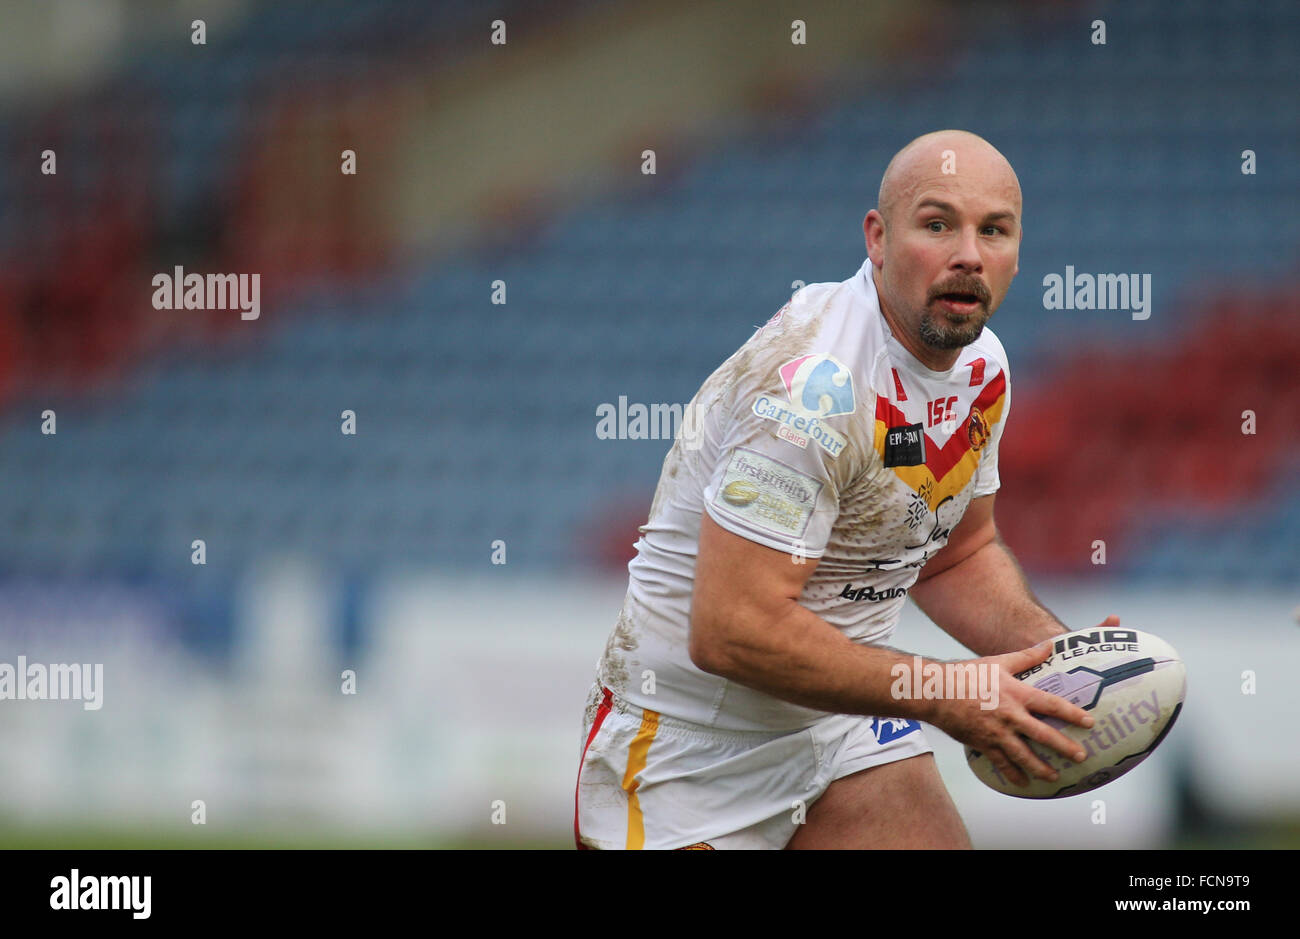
xmin=864 ymin=130 xmax=1022 ymax=369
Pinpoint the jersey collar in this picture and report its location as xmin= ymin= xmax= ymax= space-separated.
xmin=855 ymin=257 xmax=961 ymax=382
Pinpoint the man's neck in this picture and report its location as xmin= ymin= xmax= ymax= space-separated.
xmin=871 ymin=267 xmax=961 ymax=373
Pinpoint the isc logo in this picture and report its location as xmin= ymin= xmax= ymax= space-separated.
xmin=926 ymin=396 xmax=958 ymax=428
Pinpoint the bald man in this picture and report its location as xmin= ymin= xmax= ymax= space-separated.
xmin=575 ymin=130 xmax=1114 ymax=849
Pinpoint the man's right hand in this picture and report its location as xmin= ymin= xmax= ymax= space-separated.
xmin=926 ymin=641 xmax=1095 ymax=788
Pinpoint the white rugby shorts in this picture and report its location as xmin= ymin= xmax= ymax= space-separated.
xmin=573 ymin=680 xmax=933 ymax=849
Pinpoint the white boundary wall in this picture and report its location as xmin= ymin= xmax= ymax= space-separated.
xmin=0 ymin=566 xmax=1295 ymax=847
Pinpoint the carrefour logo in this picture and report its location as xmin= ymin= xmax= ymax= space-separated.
xmin=779 ymin=354 xmax=856 ymax=418
xmin=752 ymin=353 xmax=855 ymax=458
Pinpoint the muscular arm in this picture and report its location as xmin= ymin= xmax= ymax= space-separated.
xmin=690 ymin=505 xmax=1095 ymax=783
xmin=689 ymin=512 xmax=938 ymax=721
xmin=909 ymin=494 xmax=1067 ymax=656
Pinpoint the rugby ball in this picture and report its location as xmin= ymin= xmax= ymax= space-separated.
xmin=965 ymin=627 xmax=1186 ymax=799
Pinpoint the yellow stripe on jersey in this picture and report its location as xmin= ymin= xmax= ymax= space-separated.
xmin=622 ymin=708 xmax=660 ymax=850
xmin=873 ymin=391 xmax=1006 ymax=510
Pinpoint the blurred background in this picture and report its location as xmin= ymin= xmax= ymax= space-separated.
xmin=0 ymin=0 xmax=1295 ymax=848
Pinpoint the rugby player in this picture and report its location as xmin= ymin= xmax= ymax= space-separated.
xmin=575 ymin=130 xmax=1118 ymax=849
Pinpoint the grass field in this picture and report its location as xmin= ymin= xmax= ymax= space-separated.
xmin=2 ymin=821 xmax=1297 ymax=850
xmin=0 ymin=822 xmax=565 ymax=850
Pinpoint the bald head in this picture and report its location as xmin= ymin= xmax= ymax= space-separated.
xmin=877 ymin=130 xmax=1021 ymax=228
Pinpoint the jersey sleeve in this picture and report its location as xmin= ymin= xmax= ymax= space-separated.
xmin=970 ymin=360 xmax=1010 ymax=498
xmin=700 ymin=351 xmax=865 ymax=558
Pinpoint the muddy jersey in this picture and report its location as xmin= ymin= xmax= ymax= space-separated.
xmin=600 ymin=258 xmax=1010 ymax=731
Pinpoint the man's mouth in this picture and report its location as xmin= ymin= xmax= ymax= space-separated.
xmin=934 ymin=292 xmax=983 ymax=314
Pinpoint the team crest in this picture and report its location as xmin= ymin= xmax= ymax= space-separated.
xmin=968 ymin=406 xmax=990 ymax=451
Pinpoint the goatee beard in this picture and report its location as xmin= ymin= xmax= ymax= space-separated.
xmin=918 ymin=305 xmax=990 ymax=349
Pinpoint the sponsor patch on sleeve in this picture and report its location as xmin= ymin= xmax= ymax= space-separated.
xmin=749 ymin=352 xmax=855 ymax=459
xmin=711 ymin=448 xmax=823 ymax=539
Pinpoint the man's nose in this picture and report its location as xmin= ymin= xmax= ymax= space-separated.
xmin=950 ymin=226 xmax=983 ymax=271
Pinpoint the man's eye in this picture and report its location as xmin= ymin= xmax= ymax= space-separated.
xmin=926 ymin=220 xmax=945 ymax=232
xmin=982 ymin=226 xmax=1003 ymax=236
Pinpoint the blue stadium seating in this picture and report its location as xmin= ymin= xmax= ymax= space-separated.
xmin=0 ymin=0 xmax=1294 ymax=583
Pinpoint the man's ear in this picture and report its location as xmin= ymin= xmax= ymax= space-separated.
xmin=864 ymin=209 xmax=886 ymax=265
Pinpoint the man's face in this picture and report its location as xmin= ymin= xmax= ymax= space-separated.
xmin=866 ymin=163 xmax=1021 ymax=357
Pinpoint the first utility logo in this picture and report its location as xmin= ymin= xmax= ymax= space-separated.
xmin=50 ymin=870 xmax=151 ymax=919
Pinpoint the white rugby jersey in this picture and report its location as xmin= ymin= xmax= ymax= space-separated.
xmin=600 ymin=258 xmax=1011 ymax=731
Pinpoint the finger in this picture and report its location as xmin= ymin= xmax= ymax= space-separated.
xmin=986 ymin=746 xmax=1029 ymax=788
xmin=1016 ymin=713 xmax=1088 ymax=764
xmin=996 ymin=639 xmax=1054 ymax=671
xmin=1095 ymin=614 xmax=1121 ymax=628
xmin=999 ymin=732 xmax=1060 ymax=783
xmin=1024 ymin=688 xmax=1096 ymax=730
